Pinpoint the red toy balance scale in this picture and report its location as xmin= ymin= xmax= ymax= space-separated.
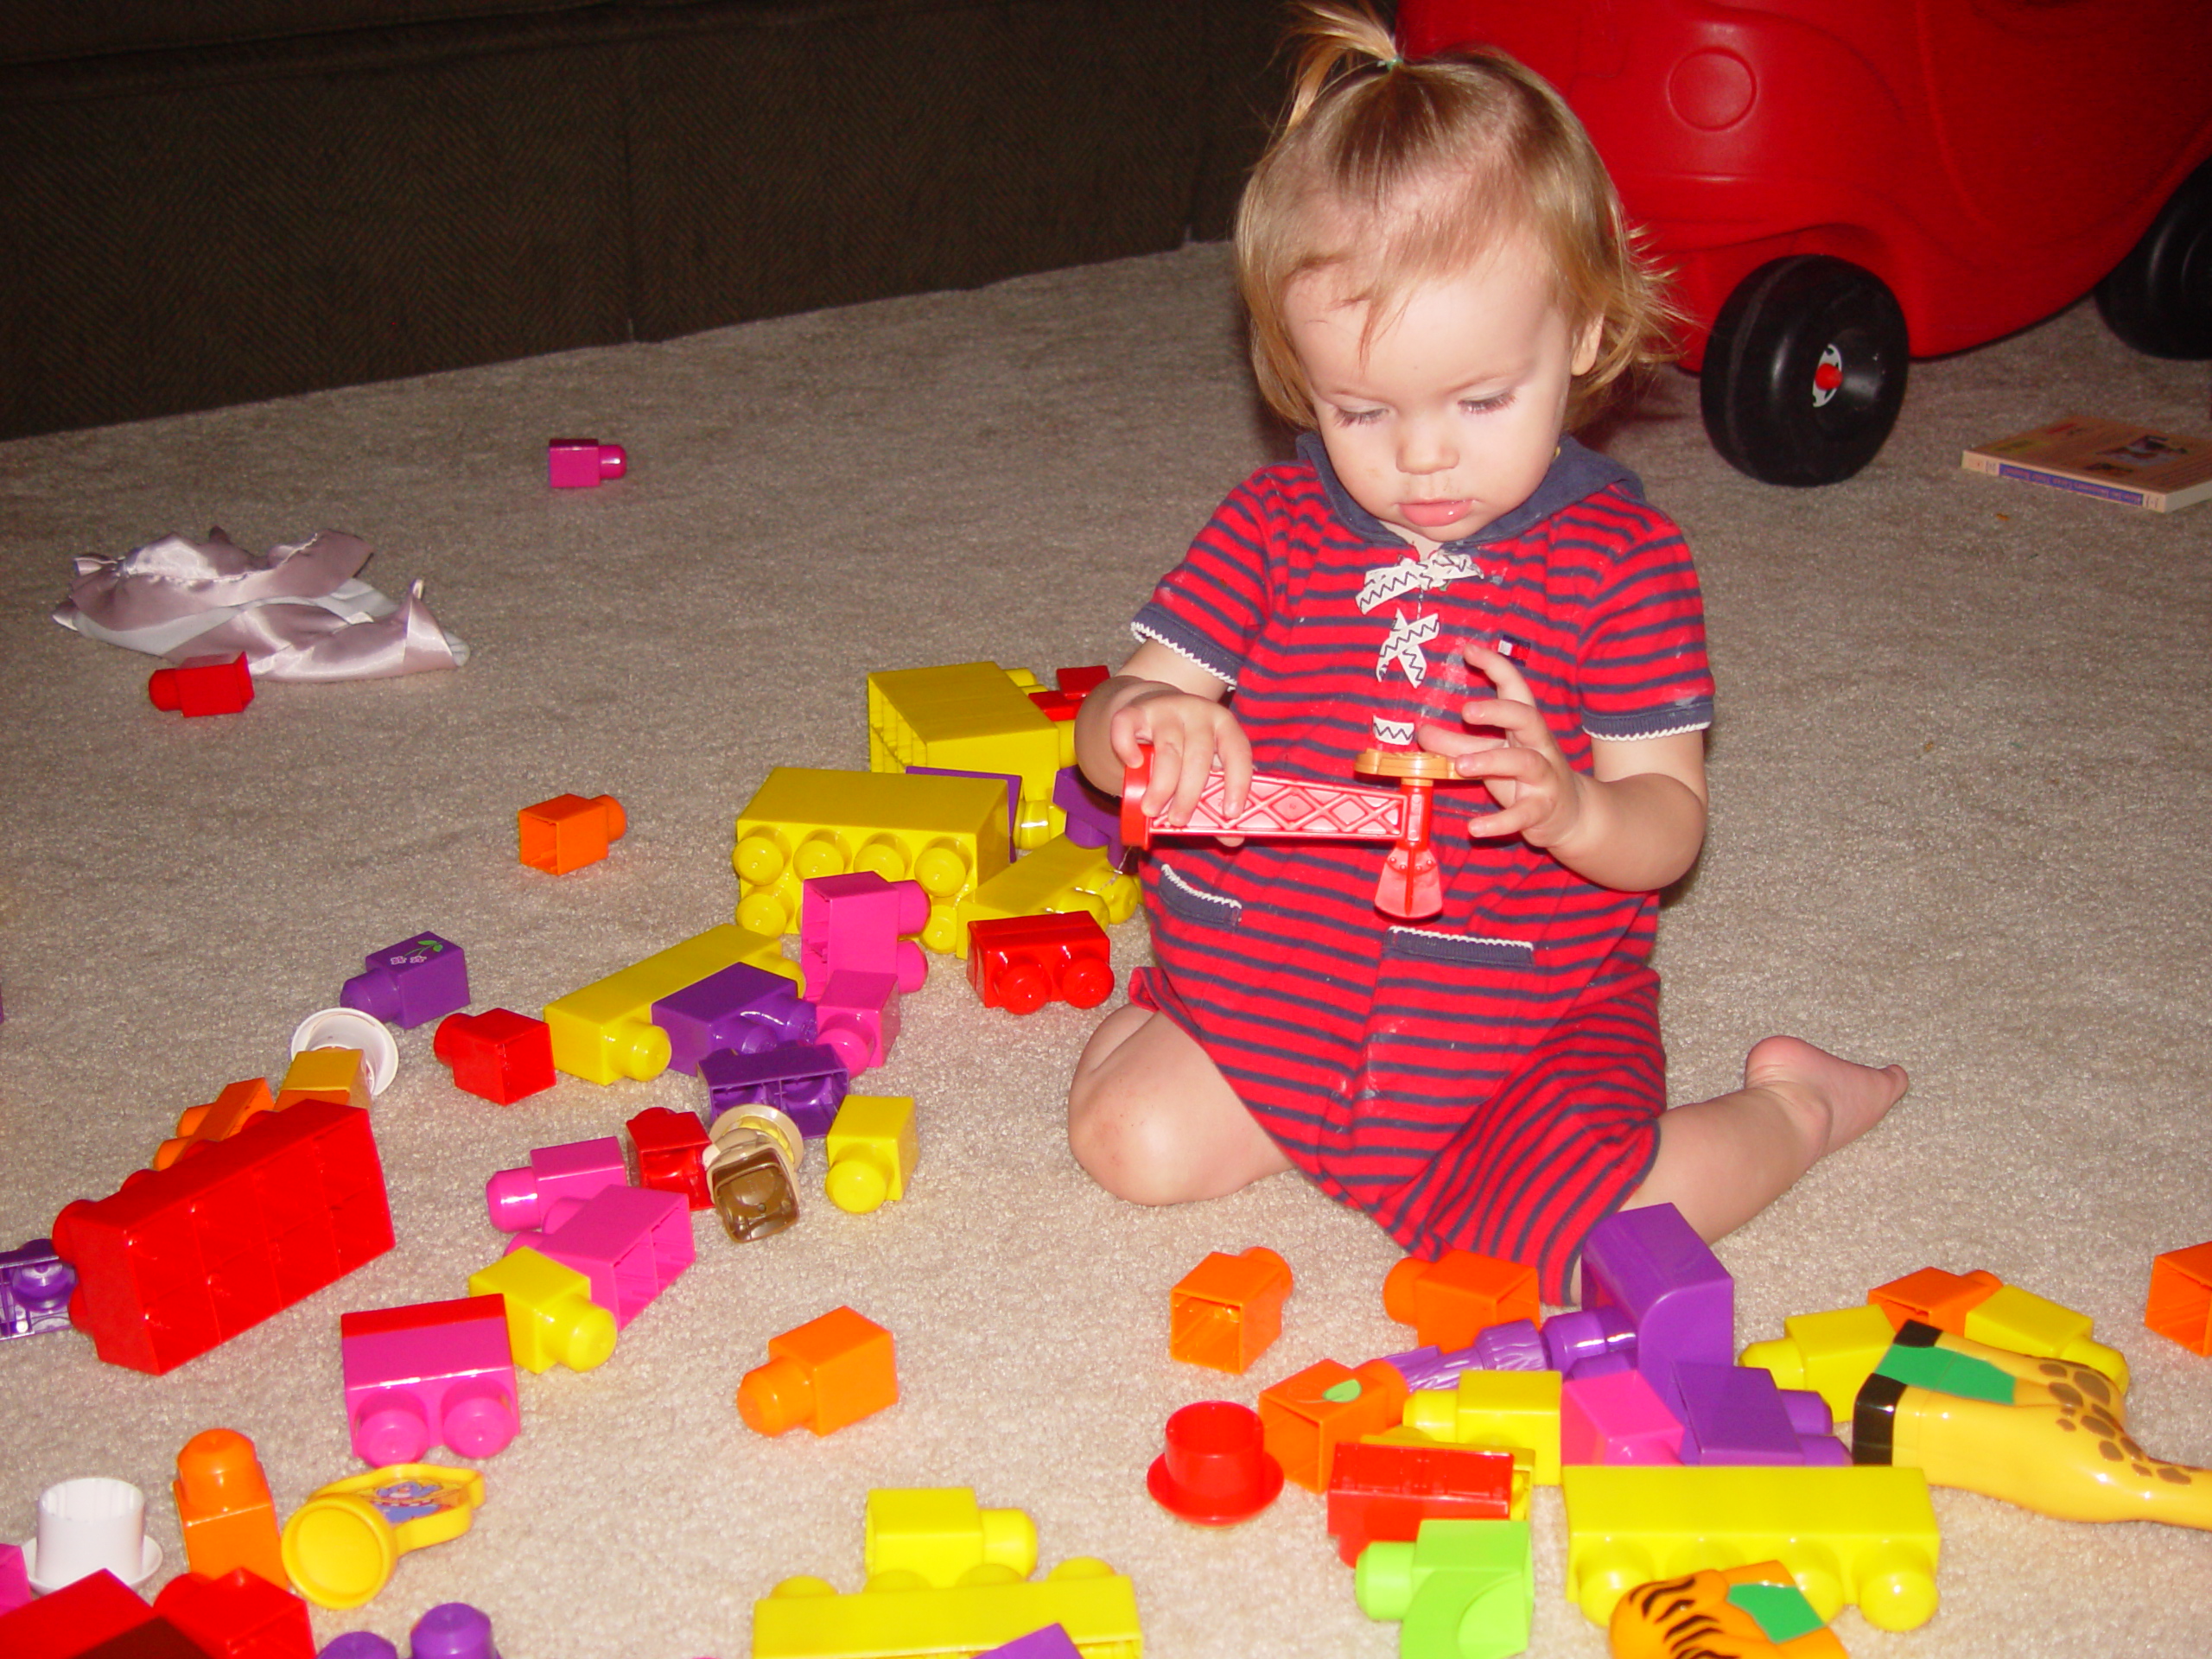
xmin=1120 ymin=746 xmax=1463 ymax=919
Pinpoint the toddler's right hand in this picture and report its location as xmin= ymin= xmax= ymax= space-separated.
xmin=1109 ymin=683 xmax=1252 ymax=838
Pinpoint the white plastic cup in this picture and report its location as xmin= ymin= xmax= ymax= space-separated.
xmin=31 ymin=1477 xmax=155 ymax=1590
xmin=291 ymin=1007 xmax=401 ymax=1097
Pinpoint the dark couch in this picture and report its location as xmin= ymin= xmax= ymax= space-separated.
xmin=0 ymin=1 xmax=1286 ymax=440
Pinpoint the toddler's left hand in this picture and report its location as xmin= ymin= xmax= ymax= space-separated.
xmin=1416 ymin=645 xmax=1585 ymax=848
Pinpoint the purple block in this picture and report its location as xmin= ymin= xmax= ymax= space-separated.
xmin=341 ymin=1295 xmax=521 ymax=1463
xmin=341 ymin=931 xmax=469 ymax=1029
xmin=912 ymin=765 xmax=1023 ymax=849
xmin=652 ymin=961 xmax=816 ymax=1076
xmin=508 ymin=1184 xmax=694 ymax=1328
xmin=1674 ymin=1362 xmax=1804 ymax=1465
xmin=321 ymin=1637 xmax=401 ymax=1659
xmin=411 ymin=1600 xmax=499 ymax=1659
xmin=0 ymin=1236 xmax=76 ymax=1339
xmin=1782 ymin=1388 xmax=1834 ymax=1438
xmin=701 ymin=1042 xmax=849 ymax=1137
xmin=485 ymin=1135 xmax=628 ymax=1231
xmin=976 ymin=1626 xmax=1084 ymax=1659
xmin=1054 ymin=766 xmax=1127 ymax=865
xmin=1580 ymin=1202 xmax=1732 ymax=1421
xmin=0 ymin=1541 xmax=30 ymax=1616
xmin=1542 ymin=1304 xmax=1637 ymax=1370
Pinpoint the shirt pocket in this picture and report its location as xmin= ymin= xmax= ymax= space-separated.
xmin=1381 ymin=923 xmax=1535 ymax=973
xmin=1154 ymin=860 xmax=1243 ymax=930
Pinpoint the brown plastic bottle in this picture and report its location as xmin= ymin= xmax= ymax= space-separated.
xmin=704 ymin=1104 xmax=802 ymax=1243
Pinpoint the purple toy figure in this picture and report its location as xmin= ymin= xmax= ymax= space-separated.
xmin=652 ymin=961 xmax=816 ymax=1076
xmin=1577 ymin=1202 xmax=1734 ymax=1421
xmin=410 ymin=1600 xmax=499 ymax=1659
xmin=0 ymin=1238 xmax=76 ymax=1340
xmin=341 ymin=931 xmax=469 ymax=1030
xmin=798 ymin=871 xmax=928 ymax=1001
xmin=484 ymin=1136 xmax=627 ymax=1232
xmin=504 ymin=1184 xmax=693 ymax=1328
xmin=340 ymin=1295 xmax=521 ymax=1464
xmin=700 ymin=1042 xmax=849 ymax=1137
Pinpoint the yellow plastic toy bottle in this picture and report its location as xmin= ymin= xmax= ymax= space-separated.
xmin=279 ymin=1464 xmax=486 ymax=1609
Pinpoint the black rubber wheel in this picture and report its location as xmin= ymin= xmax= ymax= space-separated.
xmin=2094 ymin=155 xmax=2212 ymax=359
xmin=1700 ymin=254 xmax=1910 ymax=486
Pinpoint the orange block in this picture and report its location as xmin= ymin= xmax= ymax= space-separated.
xmin=737 ymin=1306 xmax=898 ymax=1436
xmin=519 ymin=792 xmax=627 ymax=874
xmin=1868 ymin=1267 xmax=2002 ymax=1334
xmin=1170 ymin=1247 xmax=1294 ymax=1374
xmin=155 ymin=1078 xmax=276 ymax=1170
xmin=271 ymin=1048 xmax=369 ymax=1113
xmin=2146 ymin=1243 xmax=2212 ymax=1355
xmin=1257 ymin=1357 xmax=1409 ymax=1492
xmin=1382 ymin=1249 xmax=1540 ymax=1350
xmin=174 ymin=1427 xmax=286 ymax=1587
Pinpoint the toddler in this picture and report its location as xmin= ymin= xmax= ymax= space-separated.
xmin=1066 ymin=1 xmax=1905 ymax=1302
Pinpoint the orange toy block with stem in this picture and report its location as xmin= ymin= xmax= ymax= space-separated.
xmin=1868 ymin=1267 xmax=2001 ymax=1333
xmin=738 ymin=1306 xmax=899 ymax=1437
xmin=1258 ymin=1357 xmax=1410 ymax=1492
xmin=1384 ymin=1249 xmax=1541 ymax=1351
xmin=174 ymin=1428 xmax=286 ymax=1587
xmin=155 ymin=1079 xmax=276 ymax=1170
xmin=518 ymin=792 xmax=627 ymax=874
xmin=2147 ymin=1242 xmax=2212 ymax=1354
xmin=1170 ymin=1248 xmax=1293 ymax=1374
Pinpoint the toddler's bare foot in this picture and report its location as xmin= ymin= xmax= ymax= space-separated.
xmin=1745 ymin=1034 xmax=1908 ymax=1161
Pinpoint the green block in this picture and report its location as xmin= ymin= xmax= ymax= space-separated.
xmin=1357 ymin=1519 xmax=1531 ymax=1659
xmin=1727 ymin=1580 xmax=1827 ymax=1643
xmin=1874 ymin=1342 xmax=2016 ymax=1404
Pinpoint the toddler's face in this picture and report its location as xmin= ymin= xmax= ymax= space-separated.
xmin=1285 ymin=237 xmax=1600 ymax=550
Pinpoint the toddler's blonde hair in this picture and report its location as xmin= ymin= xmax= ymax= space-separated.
xmin=1237 ymin=1 xmax=1678 ymax=429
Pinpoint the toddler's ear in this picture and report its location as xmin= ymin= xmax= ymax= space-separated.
xmin=1571 ymin=312 xmax=1604 ymax=378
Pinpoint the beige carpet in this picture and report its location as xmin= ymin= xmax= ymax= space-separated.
xmin=1 ymin=242 xmax=2209 ymax=1656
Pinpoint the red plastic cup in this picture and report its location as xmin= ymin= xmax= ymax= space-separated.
xmin=1146 ymin=1400 xmax=1284 ymax=1526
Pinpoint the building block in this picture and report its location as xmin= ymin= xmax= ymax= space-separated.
xmin=2147 ymin=1241 xmax=2212 ymax=1353
xmin=149 ymin=652 xmax=253 ymax=716
xmin=484 ymin=1136 xmax=627 ymax=1232
xmin=280 ymin=1465 xmax=485 ymax=1611
xmin=466 ymin=1247 xmax=614 ymax=1374
xmin=155 ymin=1079 xmax=276 ymax=1172
xmin=1738 ymin=1304 xmax=1899 ymax=1425
xmin=1607 ymin=1562 xmax=1847 ymax=1659
xmin=340 ymin=932 xmax=468 ymax=1030
xmin=543 ymin=922 xmax=789 ymax=1084
xmin=289 ymin=1009 xmax=397 ymax=1100
xmin=1382 ymin=1250 xmax=1540 ymax=1352
xmin=967 ymin=912 xmax=1115 ymax=1014
xmin=1354 ymin=1517 xmax=1532 ymax=1659
xmin=505 ymin=1183 xmax=692 ymax=1329
xmin=909 ymin=766 xmax=1026 ymax=849
xmin=1560 ymin=1369 xmax=1682 ymax=1467
xmin=1327 ymin=1440 xmax=1518 ymax=1567
xmin=1538 ymin=1305 xmax=1639 ymax=1375
xmin=627 ymin=1106 xmax=713 ymax=1211
xmin=1867 ymin=1266 xmax=2001 ymax=1333
xmin=0 ymin=1570 xmax=156 ymax=1659
xmin=1054 ymin=665 xmax=1109 ymax=700
xmin=173 ymin=1429 xmax=284 ymax=1586
xmin=547 ymin=438 xmax=626 ymax=486
xmin=1380 ymin=1340 xmax=1492 ymax=1392
xmin=0 ymin=1542 xmax=28 ymax=1616
xmin=951 ymin=834 xmax=1139 ymax=956
xmin=405 ymin=1603 xmax=497 ymax=1659
xmin=340 ymin=1295 xmax=520 ymax=1463
xmin=702 ymin=1042 xmax=849 ymax=1137
xmin=318 ymin=1634 xmax=400 ymax=1659
xmin=814 ymin=969 xmax=901 ymax=1075
xmin=1147 ymin=1401 xmax=1284 ymax=1526
xmin=1169 ymin=1247 xmax=1293 ymax=1374
xmin=1051 ymin=767 xmax=1126 ymax=866
xmin=272 ymin=1047 xmax=369 ymax=1114
xmin=864 ymin=1489 xmax=1038 ymax=1587
xmin=1 ymin=1236 xmax=77 ymax=1338
xmin=1258 ymin=1356 xmax=1411 ymax=1492
xmin=825 ymin=1096 xmax=918 ymax=1214
xmin=1962 ymin=1283 xmax=2128 ymax=1389
xmin=1405 ymin=1370 xmax=1564 ymax=1485
xmin=704 ymin=1105 xmax=804 ymax=1243
xmin=431 ymin=1008 xmax=555 ymax=1104
xmin=867 ymin=662 xmax=1066 ymax=850
xmin=51 ymin=1100 xmax=393 ymax=1375
xmin=518 ymin=792 xmax=626 ymax=874
xmin=738 ymin=1306 xmax=899 ymax=1437
xmin=652 ymin=960 xmax=817 ymax=1076
xmin=1560 ymin=1464 xmax=1941 ymax=1630
xmin=735 ymin=766 xmax=1011 ymax=951
xmin=753 ymin=1557 xmax=1141 ymax=1659
xmin=799 ymin=871 xmax=930 ymax=1001
xmin=1580 ymin=1204 xmax=1734 ymax=1422
xmin=975 ymin=1628 xmax=1082 ymax=1659
xmin=153 ymin=1567 xmax=314 ymax=1659
xmin=1673 ymin=1363 xmax=1841 ymax=1466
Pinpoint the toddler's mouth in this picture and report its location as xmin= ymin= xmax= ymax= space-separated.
xmin=1400 ymin=498 xmax=1472 ymax=528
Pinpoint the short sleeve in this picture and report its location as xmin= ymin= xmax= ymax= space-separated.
xmin=1129 ymin=471 xmax=1286 ymax=690
xmin=1574 ymin=498 xmax=1714 ymax=741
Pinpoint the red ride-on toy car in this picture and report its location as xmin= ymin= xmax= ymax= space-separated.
xmin=1397 ymin=0 xmax=2212 ymax=485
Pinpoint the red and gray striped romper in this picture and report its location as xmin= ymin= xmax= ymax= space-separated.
xmin=1127 ymin=434 xmax=1714 ymax=1302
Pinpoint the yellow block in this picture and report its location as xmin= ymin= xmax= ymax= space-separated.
xmin=862 ymin=1489 xmax=1037 ymax=1589
xmin=276 ymin=1047 xmax=369 ymax=1111
xmin=754 ymin=1558 xmax=1141 ymax=1658
xmin=1404 ymin=1370 xmax=1561 ymax=1485
xmin=825 ymin=1096 xmax=918 ymax=1214
xmin=735 ymin=768 xmax=1011 ymax=953
xmin=952 ymin=835 xmax=1140 ymax=957
xmin=867 ymin=662 xmax=1065 ymax=849
xmin=543 ymin=923 xmax=791 ymax=1084
xmin=467 ymin=1247 xmax=616 ymax=1374
xmin=1561 ymin=1465 xmax=1940 ymax=1632
xmin=1739 ymin=1304 xmax=1899 ymax=1424
xmin=1963 ymin=1283 xmax=2129 ymax=1390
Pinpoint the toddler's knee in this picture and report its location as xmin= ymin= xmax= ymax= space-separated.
xmin=1067 ymin=1085 xmax=1189 ymax=1206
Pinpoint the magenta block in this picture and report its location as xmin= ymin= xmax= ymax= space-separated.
xmin=0 ymin=1541 xmax=30 ymax=1616
xmin=701 ymin=1042 xmax=849 ymax=1136
xmin=485 ymin=1135 xmax=627 ymax=1232
xmin=1674 ymin=1362 xmax=1821 ymax=1465
xmin=505 ymin=1185 xmax=692 ymax=1328
xmin=798 ymin=872 xmax=928 ymax=1001
xmin=652 ymin=961 xmax=816 ymax=1076
xmin=548 ymin=437 xmax=626 ymax=486
xmin=1561 ymin=1367 xmax=1683 ymax=1466
xmin=976 ymin=1628 xmax=1083 ymax=1659
xmin=340 ymin=1294 xmax=520 ymax=1463
xmin=1579 ymin=1202 xmax=1733 ymax=1421
xmin=341 ymin=931 xmax=469 ymax=1030
xmin=813 ymin=969 xmax=900 ymax=1075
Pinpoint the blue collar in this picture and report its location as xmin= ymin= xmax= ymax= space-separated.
xmin=1294 ymin=429 xmax=1642 ymax=550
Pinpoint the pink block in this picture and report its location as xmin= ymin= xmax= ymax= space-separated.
xmin=485 ymin=1135 xmax=628 ymax=1231
xmin=548 ymin=438 xmax=627 ymax=487
xmin=340 ymin=1294 xmax=521 ymax=1463
xmin=505 ymin=1185 xmax=692 ymax=1328
xmin=1561 ymin=1366 xmax=1684 ymax=1465
xmin=0 ymin=1541 xmax=30 ymax=1616
xmin=813 ymin=969 xmax=901 ymax=1075
xmin=798 ymin=872 xmax=928 ymax=1000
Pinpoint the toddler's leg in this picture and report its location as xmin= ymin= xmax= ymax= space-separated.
xmin=1623 ymin=1034 xmax=1908 ymax=1241
xmin=1067 ymin=1004 xmax=1291 ymax=1205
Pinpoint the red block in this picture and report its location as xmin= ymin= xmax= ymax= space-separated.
xmin=626 ymin=1107 xmax=711 ymax=1211
xmin=50 ymin=1101 xmax=393 ymax=1375
xmin=148 ymin=653 xmax=253 ymax=718
xmin=1324 ymin=1440 xmax=1517 ymax=1566
xmin=1054 ymin=664 xmax=1109 ymax=699
xmin=967 ymin=912 xmax=1115 ymax=1014
xmin=154 ymin=1569 xmax=313 ymax=1659
xmin=81 ymin=1624 xmax=214 ymax=1659
xmin=433 ymin=1008 xmax=556 ymax=1103
xmin=0 ymin=1569 xmax=156 ymax=1659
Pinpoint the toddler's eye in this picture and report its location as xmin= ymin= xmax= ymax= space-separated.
xmin=1332 ymin=405 xmax=1385 ymax=427
xmin=1462 ymin=392 xmax=1516 ymax=415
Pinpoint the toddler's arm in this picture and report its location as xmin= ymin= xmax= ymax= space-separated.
xmin=1076 ymin=641 xmax=1252 ymax=831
